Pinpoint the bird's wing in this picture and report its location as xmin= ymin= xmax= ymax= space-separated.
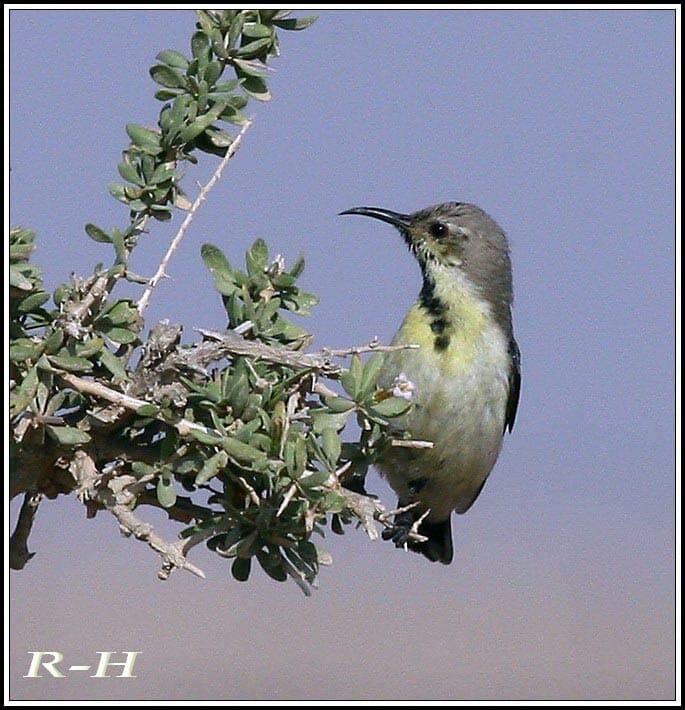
xmin=505 ymin=336 xmax=521 ymax=434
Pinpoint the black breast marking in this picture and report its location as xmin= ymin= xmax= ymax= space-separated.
xmin=433 ymin=335 xmax=451 ymax=351
xmin=420 ymin=276 xmax=452 ymax=352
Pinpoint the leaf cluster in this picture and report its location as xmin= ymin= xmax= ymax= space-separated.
xmin=9 ymin=10 xmax=415 ymax=593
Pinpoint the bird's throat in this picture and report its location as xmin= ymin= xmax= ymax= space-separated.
xmin=412 ymin=268 xmax=489 ymax=359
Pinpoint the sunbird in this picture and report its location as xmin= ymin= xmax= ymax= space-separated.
xmin=341 ymin=203 xmax=520 ymax=564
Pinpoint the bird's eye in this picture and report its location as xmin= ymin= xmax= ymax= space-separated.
xmin=429 ymin=222 xmax=448 ymax=239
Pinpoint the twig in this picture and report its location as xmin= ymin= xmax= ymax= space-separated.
xmin=137 ymin=119 xmax=253 ymax=316
xmin=194 ymin=328 xmax=342 ymax=376
xmin=376 ymin=500 xmax=422 ymax=524
xmin=319 ymin=339 xmax=420 ymax=358
xmin=390 ymin=438 xmax=434 ymax=449
xmin=191 ymin=330 xmax=420 ymax=379
xmin=377 ymin=501 xmax=429 ymax=543
xmin=9 ymin=491 xmax=43 ymax=570
xmin=57 ymin=371 xmax=223 ymax=442
xmin=323 ymin=481 xmax=426 ymax=545
xmin=62 ymin=271 xmax=123 ymax=339
xmin=236 ymin=476 xmax=261 ymax=506
xmin=69 ymin=451 xmax=206 ymax=579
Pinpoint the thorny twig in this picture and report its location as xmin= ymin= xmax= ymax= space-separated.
xmin=137 ymin=120 xmax=253 ymax=316
xmin=319 ymin=338 xmax=420 ymax=358
xmin=69 ymin=451 xmax=207 ymax=579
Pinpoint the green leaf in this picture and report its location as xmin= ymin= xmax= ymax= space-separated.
xmin=10 ymin=364 xmax=39 ymax=416
xmin=228 ymin=12 xmax=245 ymax=49
xmin=17 ymin=290 xmax=50 ymax=313
xmin=287 ymin=290 xmax=318 ymax=315
xmin=75 ymin=337 xmax=104 ymax=358
xmin=359 ymin=353 xmax=385 ymax=399
xmin=188 ymin=427 xmax=225 ymax=446
xmin=191 ymin=31 xmax=211 ymax=62
xmin=85 ymin=223 xmax=112 ymax=243
xmin=340 ymin=355 xmax=363 ymax=399
xmin=195 ymin=450 xmax=228 ymax=486
xmin=43 ymin=329 xmax=64 ymax=354
xmin=9 ymin=264 xmax=34 ymax=290
xmin=203 ymin=60 xmax=222 ymax=86
xmin=110 ymin=229 xmax=128 ymax=265
xmin=179 ymin=114 xmax=217 ymax=142
xmin=213 ymin=277 xmax=239 ymax=296
xmin=99 ymin=299 xmax=136 ymax=324
xmin=205 ymin=127 xmax=233 ymax=148
xmin=47 ymin=354 xmax=93 ymax=372
xmin=156 ymin=49 xmax=189 ymax=69
xmin=157 ymin=473 xmax=177 ymax=508
xmin=256 ymin=549 xmax=287 ymax=582
xmin=131 ymin=461 xmax=157 ymax=476
xmin=52 ymin=283 xmax=71 ymax=306
xmin=126 ymin=124 xmax=162 ymax=154
xmin=150 ymin=64 xmax=187 ymax=89
xmin=148 ymin=162 xmax=177 ymax=185
xmin=297 ymin=540 xmax=319 ymax=563
xmin=246 ymin=239 xmax=268 ymax=276
xmin=234 ymin=37 xmax=273 ymax=59
xmin=285 ymin=433 xmax=308 ymax=478
xmin=155 ymin=88 xmax=184 ymax=101
xmin=323 ymin=396 xmax=355 ymax=413
xmin=201 ymin=243 xmax=233 ymax=279
xmin=149 ymin=206 xmax=173 ymax=222
xmin=299 ymin=470 xmax=330 ymax=488
xmin=98 ymin=347 xmax=128 ymax=381
xmin=242 ymin=22 xmax=273 ymax=38
xmin=10 ymin=243 xmax=34 ymax=262
xmin=231 ymin=556 xmax=251 ymax=582
xmin=240 ymin=73 xmax=271 ymax=101
xmin=321 ymin=427 xmax=341 ymax=466
xmin=136 ymin=403 xmax=160 ymax=417
xmin=222 ymin=437 xmax=267 ymax=466
xmin=311 ymin=409 xmax=351 ymax=434
xmin=104 ymin=327 xmax=139 ymax=345
xmin=108 ymin=181 xmax=128 ymax=203
xmin=46 ymin=425 xmax=91 ymax=445
xmin=213 ymin=79 xmax=241 ymax=93
xmin=289 ymin=255 xmax=305 ymax=279
xmin=369 ymin=396 xmax=412 ymax=418
xmin=117 ymin=160 xmax=144 ymax=186
xmin=10 ymin=339 xmax=42 ymax=363
xmin=272 ymin=15 xmax=318 ymax=31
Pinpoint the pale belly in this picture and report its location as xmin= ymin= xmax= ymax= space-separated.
xmin=377 ymin=318 xmax=511 ymax=519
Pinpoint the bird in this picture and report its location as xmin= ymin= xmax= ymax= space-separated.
xmin=340 ymin=202 xmax=520 ymax=564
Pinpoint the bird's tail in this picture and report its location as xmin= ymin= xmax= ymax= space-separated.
xmin=410 ymin=517 xmax=453 ymax=565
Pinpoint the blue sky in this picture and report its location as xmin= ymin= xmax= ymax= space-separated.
xmin=8 ymin=8 xmax=676 ymax=701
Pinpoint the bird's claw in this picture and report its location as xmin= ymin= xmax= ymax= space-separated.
xmin=381 ymin=522 xmax=413 ymax=549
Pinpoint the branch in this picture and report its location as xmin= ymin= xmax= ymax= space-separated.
xmin=193 ymin=328 xmax=342 ymax=376
xmin=319 ymin=339 xmax=420 ymax=358
xmin=137 ymin=120 xmax=253 ymax=316
xmin=60 ymin=271 xmax=124 ymax=339
xmin=9 ymin=491 xmax=43 ymax=570
xmin=324 ymin=478 xmax=428 ymax=545
xmin=190 ymin=330 xmax=420 ymax=379
xmin=69 ymin=451 xmax=206 ymax=579
xmin=57 ymin=371 xmax=223 ymax=441
xmin=390 ymin=438 xmax=434 ymax=449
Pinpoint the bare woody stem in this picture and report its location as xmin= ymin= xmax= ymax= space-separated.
xmin=137 ymin=119 xmax=254 ymax=316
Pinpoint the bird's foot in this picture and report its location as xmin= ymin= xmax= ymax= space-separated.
xmin=380 ymin=506 xmax=429 ymax=549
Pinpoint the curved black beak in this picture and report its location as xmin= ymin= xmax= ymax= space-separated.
xmin=339 ymin=206 xmax=412 ymax=229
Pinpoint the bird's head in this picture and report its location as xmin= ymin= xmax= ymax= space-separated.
xmin=340 ymin=202 xmax=513 ymax=308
